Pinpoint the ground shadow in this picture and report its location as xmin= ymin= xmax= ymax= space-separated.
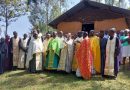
xmin=7 ymin=70 xmax=30 ymax=77
xmin=119 ymin=64 xmax=130 ymax=78
xmin=2 ymin=68 xmax=127 ymax=89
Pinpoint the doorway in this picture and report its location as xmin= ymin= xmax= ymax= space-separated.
xmin=82 ymin=23 xmax=94 ymax=34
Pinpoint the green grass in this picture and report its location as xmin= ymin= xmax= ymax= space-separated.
xmin=0 ymin=66 xmax=130 ymax=90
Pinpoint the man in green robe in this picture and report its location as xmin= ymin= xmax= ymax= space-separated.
xmin=46 ymin=32 xmax=61 ymax=70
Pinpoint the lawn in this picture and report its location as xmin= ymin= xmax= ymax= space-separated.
xmin=0 ymin=66 xmax=130 ymax=90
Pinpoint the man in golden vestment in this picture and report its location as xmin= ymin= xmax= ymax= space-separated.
xmin=89 ymin=30 xmax=101 ymax=74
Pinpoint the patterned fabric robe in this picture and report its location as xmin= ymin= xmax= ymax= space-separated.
xmin=58 ymin=41 xmax=68 ymax=71
xmin=76 ymin=37 xmax=92 ymax=79
xmin=26 ymin=38 xmax=43 ymax=72
xmin=72 ymin=37 xmax=83 ymax=72
xmin=104 ymin=37 xmax=119 ymax=77
xmin=90 ymin=36 xmax=101 ymax=74
xmin=46 ymin=37 xmax=61 ymax=70
xmin=10 ymin=37 xmax=20 ymax=67
xmin=18 ymin=38 xmax=28 ymax=69
xmin=65 ymin=39 xmax=74 ymax=73
xmin=43 ymin=38 xmax=51 ymax=67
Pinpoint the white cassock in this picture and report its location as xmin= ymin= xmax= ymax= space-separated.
xmin=26 ymin=38 xmax=43 ymax=71
xmin=18 ymin=38 xmax=28 ymax=68
xmin=65 ymin=39 xmax=74 ymax=73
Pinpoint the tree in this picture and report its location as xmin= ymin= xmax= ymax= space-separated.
xmin=93 ymin=0 xmax=129 ymax=8
xmin=95 ymin=0 xmax=102 ymax=3
xmin=0 ymin=0 xmax=27 ymax=35
xmin=28 ymin=0 xmax=68 ymax=33
xmin=128 ymin=0 xmax=130 ymax=8
xmin=0 ymin=28 xmax=2 ymax=37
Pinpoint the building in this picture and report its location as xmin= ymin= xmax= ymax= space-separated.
xmin=49 ymin=0 xmax=130 ymax=34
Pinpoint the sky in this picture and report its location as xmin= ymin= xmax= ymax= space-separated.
xmin=8 ymin=15 xmax=32 ymax=37
xmin=0 ymin=0 xmax=80 ymax=37
xmin=0 ymin=0 xmax=129 ymax=37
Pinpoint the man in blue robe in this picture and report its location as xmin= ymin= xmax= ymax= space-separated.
xmin=99 ymin=31 xmax=108 ymax=77
xmin=0 ymin=38 xmax=8 ymax=74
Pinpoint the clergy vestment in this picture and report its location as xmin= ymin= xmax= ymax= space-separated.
xmin=46 ymin=37 xmax=61 ymax=70
xmin=0 ymin=42 xmax=8 ymax=74
xmin=43 ymin=38 xmax=51 ymax=67
xmin=10 ymin=37 xmax=20 ymax=68
xmin=4 ymin=37 xmax=11 ymax=71
xmin=90 ymin=36 xmax=101 ymax=74
xmin=76 ymin=37 xmax=92 ymax=79
xmin=100 ymin=37 xmax=108 ymax=76
xmin=65 ymin=39 xmax=74 ymax=73
xmin=104 ymin=37 xmax=119 ymax=77
xmin=58 ymin=38 xmax=68 ymax=71
xmin=18 ymin=38 xmax=28 ymax=69
xmin=26 ymin=36 xmax=34 ymax=68
xmin=26 ymin=38 xmax=43 ymax=72
xmin=72 ymin=37 xmax=83 ymax=72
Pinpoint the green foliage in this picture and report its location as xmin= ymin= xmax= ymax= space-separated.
xmin=0 ymin=0 xmax=27 ymax=35
xmin=28 ymin=0 xmax=68 ymax=34
xmin=95 ymin=0 xmax=128 ymax=8
xmin=105 ymin=0 xmax=114 ymax=6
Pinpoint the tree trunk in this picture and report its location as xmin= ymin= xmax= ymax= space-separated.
xmin=46 ymin=1 xmax=49 ymax=32
xmin=5 ymin=7 xmax=8 ymax=36
xmin=60 ymin=0 xmax=62 ymax=14
xmin=5 ymin=22 xmax=8 ymax=36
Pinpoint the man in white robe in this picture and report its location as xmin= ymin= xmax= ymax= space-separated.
xmin=65 ymin=33 xmax=74 ymax=73
xmin=18 ymin=34 xmax=28 ymax=69
xmin=57 ymin=31 xmax=68 ymax=71
xmin=10 ymin=31 xmax=20 ymax=70
xmin=26 ymin=31 xmax=43 ymax=73
xmin=104 ymin=29 xmax=120 ymax=78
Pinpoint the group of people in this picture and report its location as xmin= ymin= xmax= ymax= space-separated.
xmin=0 ymin=28 xmax=130 ymax=80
